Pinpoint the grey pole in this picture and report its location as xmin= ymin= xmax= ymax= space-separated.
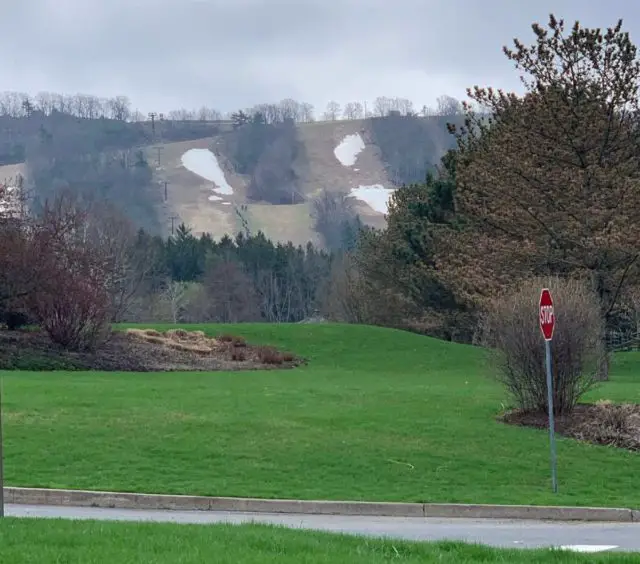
xmin=545 ymin=339 xmax=558 ymax=493
xmin=0 ymin=375 xmax=4 ymax=517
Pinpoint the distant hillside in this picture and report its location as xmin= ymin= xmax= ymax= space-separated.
xmin=0 ymin=113 xmax=460 ymax=247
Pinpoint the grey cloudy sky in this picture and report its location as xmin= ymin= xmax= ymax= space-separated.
xmin=3 ymin=0 xmax=640 ymax=115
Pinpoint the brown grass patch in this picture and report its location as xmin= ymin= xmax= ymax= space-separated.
xmin=218 ymin=334 xmax=247 ymax=347
xmin=126 ymin=327 xmax=219 ymax=355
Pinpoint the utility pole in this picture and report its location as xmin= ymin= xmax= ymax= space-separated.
xmin=153 ymin=146 xmax=163 ymax=167
xmin=164 ymin=181 xmax=168 ymax=202
xmin=148 ymin=112 xmax=157 ymax=135
xmin=170 ymin=215 xmax=179 ymax=235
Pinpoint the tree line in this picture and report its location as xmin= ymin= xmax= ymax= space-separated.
xmin=0 ymin=192 xmax=333 ymax=351
xmin=0 ymin=90 xmax=464 ymax=125
xmin=134 ymin=224 xmax=332 ymax=324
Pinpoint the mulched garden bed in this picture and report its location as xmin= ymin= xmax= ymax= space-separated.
xmin=0 ymin=328 xmax=304 ymax=372
xmin=501 ymin=402 xmax=640 ymax=452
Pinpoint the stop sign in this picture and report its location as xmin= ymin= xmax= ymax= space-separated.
xmin=539 ymin=288 xmax=555 ymax=341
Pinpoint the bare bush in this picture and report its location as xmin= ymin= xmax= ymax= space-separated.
xmin=83 ymin=201 xmax=155 ymax=322
xmin=256 ymin=345 xmax=284 ymax=365
xmin=32 ymin=265 xmax=111 ymax=350
xmin=481 ymin=277 xmax=605 ymax=415
xmin=27 ymin=193 xmax=112 ymax=350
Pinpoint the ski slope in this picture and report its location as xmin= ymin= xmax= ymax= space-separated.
xmin=181 ymin=148 xmax=234 ymax=196
xmin=334 ymin=133 xmax=365 ymax=167
xmin=350 ymin=185 xmax=396 ymax=214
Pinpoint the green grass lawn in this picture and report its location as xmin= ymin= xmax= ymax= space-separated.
xmin=0 ymin=519 xmax=637 ymax=564
xmin=1 ymin=324 xmax=639 ymax=507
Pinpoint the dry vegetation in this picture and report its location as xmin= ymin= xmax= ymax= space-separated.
xmin=502 ymin=401 xmax=640 ymax=452
xmin=481 ymin=277 xmax=606 ymax=415
xmin=0 ymin=327 xmax=302 ymax=372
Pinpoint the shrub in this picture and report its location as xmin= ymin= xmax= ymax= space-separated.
xmin=26 ymin=193 xmax=113 ymax=351
xmin=32 ymin=273 xmax=111 ymax=351
xmin=230 ymin=346 xmax=246 ymax=362
xmin=256 ymin=345 xmax=284 ymax=365
xmin=218 ymin=334 xmax=246 ymax=347
xmin=1 ymin=353 xmax=83 ymax=371
xmin=1 ymin=309 xmax=30 ymax=331
xmin=481 ymin=276 xmax=605 ymax=415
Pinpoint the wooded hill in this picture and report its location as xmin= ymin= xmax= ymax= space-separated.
xmin=0 ymin=94 xmax=461 ymax=248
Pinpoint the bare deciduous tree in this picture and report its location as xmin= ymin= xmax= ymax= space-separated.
xmin=107 ymin=96 xmax=131 ymax=121
xmin=299 ymin=102 xmax=315 ymax=122
xmin=162 ymin=280 xmax=190 ymax=323
xmin=323 ymin=101 xmax=341 ymax=121
xmin=204 ymin=259 xmax=261 ymax=322
xmin=436 ymin=95 xmax=462 ymax=116
xmin=343 ymin=102 xmax=364 ymax=120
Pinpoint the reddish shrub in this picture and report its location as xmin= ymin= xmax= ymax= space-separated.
xmin=257 ymin=346 xmax=284 ymax=365
xmin=218 ymin=334 xmax=247 ymax=347
xmin=230 ymin=346 xmax=246 ymax=362
xmin=31 ymin=269 xmax=111 ymax=351
xmin=27 ymin=194 xmax=112 ymax=351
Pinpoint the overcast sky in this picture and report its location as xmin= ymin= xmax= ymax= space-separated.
xmin=3 ymin=0 xmax=640 ymax=115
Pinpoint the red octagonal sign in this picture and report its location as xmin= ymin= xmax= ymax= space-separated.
xmin=539 ymin=288 xmax=555 ymax=341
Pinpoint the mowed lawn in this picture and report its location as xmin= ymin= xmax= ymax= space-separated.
xmin=1 ymin=520 xmax=638 ymax=564
xmin=1 ymin=324 xmax=639 ymax=507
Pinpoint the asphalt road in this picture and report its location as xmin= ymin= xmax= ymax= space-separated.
xmin=5 ymin=504 xmax=640 ymax=553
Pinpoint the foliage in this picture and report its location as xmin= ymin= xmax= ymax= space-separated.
xmin=27 ymin=195 xmax=112 ymax=350
xmin=0 ymin=218 xmax=32 ymax=312
xmin=27 ymin=138 xmax=161 ymax=234
xmin=0 ymin=352 xmax=83 ymax=371
xmin=350 ymin=151 xmax=471 ymax=339
xmin=369 ymin=113 xmax=459 ymax=186
xmin=311 ymin=189 xmax=362 ymax=251
xmin=134 ymin=227 xmax=331 ymax=324
xmin=225 ymin=118 xmax=305 ymax=205
xmin=447 ymin=16 xmax=640 ymax=325
xmin=481 ymin=277 xmax=605 ymax=415
xmin=1 ymin=310 xmax=29 ymax=331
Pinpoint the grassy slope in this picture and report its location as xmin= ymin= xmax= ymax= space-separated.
xmin=2 ymin=324 xmax=639 ymax=507
xmin=0 ymin=519 xmax=637 ymax=564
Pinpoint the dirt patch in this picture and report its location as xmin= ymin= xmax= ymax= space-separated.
xmin=0 ymin=328 xmax=304 ymax=372
xmin=501 ymin=401 xmax=640 ymax=452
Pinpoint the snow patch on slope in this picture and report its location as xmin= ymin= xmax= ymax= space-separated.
xmin=181 ymin=148 xmax=234 ymax=196
xmin=334 ymin=133 xmax=365 ymax=167
xmin=350 ymin=185 xmax=396 ymax=214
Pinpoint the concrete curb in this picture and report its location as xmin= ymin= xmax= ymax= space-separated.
xmin=4 ymin=487 xmax=638 ymax=522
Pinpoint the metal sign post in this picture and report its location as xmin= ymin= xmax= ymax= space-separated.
xmin=0 ymin=375 xmax=4 ymax=517
xmin=539 ymin=288 xmax=558 ymax=494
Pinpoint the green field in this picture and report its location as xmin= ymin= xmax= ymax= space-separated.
xmin=0 ymin=519 xmax=637 ymax=564
xmin=1 ymin=324 xmax=639 ymax=507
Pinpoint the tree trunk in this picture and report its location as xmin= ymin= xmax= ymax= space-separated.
xmin=596 ymin=351 xmax=610 ymax=381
